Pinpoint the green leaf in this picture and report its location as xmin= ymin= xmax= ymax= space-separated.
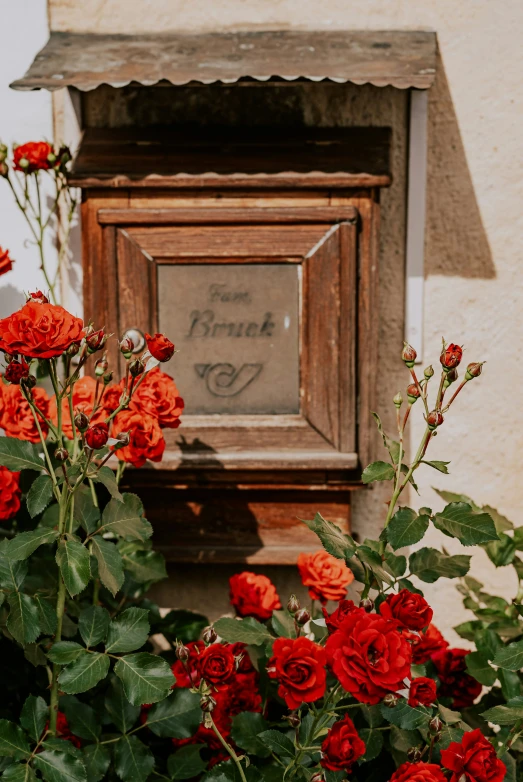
xmin=359 ymin=728 xmax=383 ymax=762
xmin=481 ymin=697 xmax=523 ymax=725
xmin=485 ymin=534 xmax=516 ymax=567
xmin=387 ymin=507 xmax=429 ymax=550
xmin=389 ymin=725 xmax=421 ymax=754
xmin=493 ymin=639 xmax=523 ymax=671
xmin=433 ymin=503 xmax=499 ymax=546
xmin=91 ymin=466 xmax=123 ymax=501
xmin=409 ymin=547 xmax=470 ymax=583
xmin=0 ymin=440 xmax=44 ymax=473
xmin=47 ymin=642 xmax=85 ymax=665
xmin=0 ymin=721 xmax=31 ymax=758
xmin=7 ymin=593 xmax=40 ymax=644
xmin=357 ymin=546 xmax=394 ymax=586
xmin=301 ymin=512 xmax=356 ymax=560
xmin=113 ymin=735 xmax=154 ymax=782
xmin=5 ymin=529 xmax=58 ymax=562
xmin=97 ymin=494 xmax=152 ymax=541
xmin=271 ymin=610 xmax=296 ymax=639
xmin=371 ymin=412 xmax=400 ymax=464
xmin=421 ymin=460 xmax=450 ymax=474
xmin=33 ymin=749 xmax=87 ymax=782
xmin=33 ymin=595 xmax=57 ymax=636
xmin=114 ymin=652 xmax=175 ymax=705
xmin=380 ymin=701 xmax=431 ymax=730
xmin=26 ymin=475 xmax=54 ymax=518
xmin=82 ymin=745 xmax=110 ymax=782
xmin=58 ymin=652 xmax=110 ymax=694
xmin=465 ymin=651 xmax=497 ymax=686
xmin=120 ymin=550 xmax=166 ymax=584
xmin=0 ymin=549 xmax=27 ymax=591
xmin=362 ymin=461 xmax=395 ymax=484
xmin=90 ymin=538 xmax=124 ymax=597
xmin=60 ymin=696 xmax=100 ymax=741
xmin=56 ymin=540 xmax=90 ymax=597
xmin=40 ymin=738 xmax=81 ymax=759
xmin=384 ymin=551 xmax=407 ymax=578
xmin=74 ymin=487 xmax=100 ymax=536
xmin=482 ymin=505 xmax=514 ymax=533
xmin=78 ymin=606 xmax=110 ymax=648
xmin=105 ymin=607 xmax=150 ymax=654
xmin=2 ymin=763 xmax=37 ymax=781
xmin=499 ymin=669 xmax=523 ymax=700
xmin=146 ymin=689 xmax=201 ymax=738
xmin=105 ymin=677 xmax=140 ymax=733
xmin=20 ymin=696 xmax=48 ymax=742
xmin=258 ymin=730 xmax=295 ymax=758
xmin=231 ymin=712 xmax=271 ymax=757
xmin=167 ymin=746 xmax=208 ymax=780
xmin=158 ymin=609 xmax=208 ymax=644
xmin=214 ymin=617 xmax=273 ymax=646
xmin=432 ymin=489 xmax=477 ymax=507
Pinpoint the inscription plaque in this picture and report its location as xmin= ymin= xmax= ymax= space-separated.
xmin=158 ymin=264 xmax=300 ymax=415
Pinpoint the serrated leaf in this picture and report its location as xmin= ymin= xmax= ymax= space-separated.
xmin=409 ymin=547 xmax=470 ymax=583
xmin=361 ymin=461 xmax=395 ymax=484
xmin=56 ymin=540 xmax=90 ymax=597
xmin=433 ymin=503 xmax=499 ymax=546
xmin=97 ymin=494 xmax=152 ymax=542
xmin=0 ymin=550 xmax=27 ymax=591
xmin=387 ymin=507 xmax=429 ymax=550
xmin=91 ymin=466 xmax=123 ymax=501
xmin=259 ymin=730 xmax=295 ymax=757
xmin=271 ymin=610 xmax=296 ymax=639
xmin=20 ymin=696 xmax=48 ymax=742
xmin=58 ymin=651 xmax=110 ymax=694
xmin=78 ymin=605 xmax=110 ymax=648
xmin=90 ymin=538 xmax=124 ymax=597
xmin=231 ymin=712 xmax=271 ymax=757
xmin=74 ymin=487 xmax=100 ymax=535
xmin=146 ymin=689 xmax=201 ymax=738
xmin=465 ymin=651 xmax=497 ymax=686
xmin=104 ymin=677 xmax=141 ymax=734
xmin=24 ymin=644 xmax=47 ymax=668
xmin=0 ymin=440 xmax=44 ymax=473
xmin=493 ymin=639 xmax=523 ymax=671
xmin=421 ymin=460 xmax=450 ymax=474
xmin=380 ymin=701 xmax=431 ymax=730
xmin=158 ymin=609 xmax=208 ymax=644
xmin=105 ymin=607 xmax=150 ymax=654
xmin=33 ymin=749 xmax=87 ymax=782
xmin=7 ymin=593 xmax=40 ymax=644
xmin=82 ymin=745 xmax=110 ymax=782
xmin=432 ymin=489 xmax=477 ymax=508
xmin=60 ymin=696 xmax=100 ymax=741
xmin=371 ymin=412 xmax=400 ymax=464
xmin=214 ymin=617 xmax=273 ymax=646
xmin=357 ymin=546 xmax=394 ymax=586
xmin=499 ymin=669 xmax=523 ymax=700
xmin=114 ymin=652 xmax=174 ymax=705
xmin=485 ymin=534 xmax=516 ymax=567
xmin=359 ymin=727 xmax=383 ymax=762
xmin=120 ymin=550 xmax=167 ymax=584
xmin=301 ymin=512 xmax=356 ymax=560
xmin=2 ymin=763 xmax=37 ymax=781
xmin=33 ymin=595 xmax=57 ymax=636
xmin=26 ymin=475 xmax=54 ymax=518
xmin=384 ymin=551 xmax=407 ymax=578
xmin=167 ymin=746 xmax=208 ymax=780
xmin=47 ymin=642 xmax=85 ymax=665
xmin=41 ymin=738 xmax=81 ymax=759
xmin=0 ymin=721 xmax=31 ymax=758
xmin=113 ymin=735 xmax=154 ymax=782
xmin=5 ymin=529 xmax=58 ymax=562
xmin=481 ymin=697 xmax=523 ymax=725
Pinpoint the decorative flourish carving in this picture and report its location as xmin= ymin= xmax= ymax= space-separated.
xmin=194 ymin=363 xmax=263 ymax=397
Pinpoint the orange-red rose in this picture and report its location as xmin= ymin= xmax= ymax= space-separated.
xmin=267 ymin=636 xmax=327 ymax=709
xmin=113 ymin=409 xmax=165 ymax=468
xmin=49 ymin=375 xmax=107 ymax=439
xmin=297 ymin=550 xmax=354 ymax=604
xmin=0 ymin=467 xmax=21 ymax=521
xmin=320 ymin=715 xmax=366 ymax=772
xmin=145 ymin=332 xmax=175 ymax=362
xmin=0 ymin=301 xmax=84 ymax=359
xmin=380 ymin=589 xmax=433 ymax=631
xmin=325 ymin=608 xmax=412 ymax=704
xmin=432 ymin=648 xmax=482 ymax=709
xmin=229 ymin=571 xmax=282 ymax=621
xmin=129 ymin=368 xmax=184 ymax=429
xmin=411 ymin=623 xmax=449 ymax=664
xmin=441 ymin=729 xmax=506 ymax=782
xmin=0 ymin=247 xmax=13 ymax=277
xmin=390 ymin=762 xmax=447 ymax=782
xmin=1 ymin=385 xmax=49 ymax=442
xmin=13 ymin=141 xmax=52 ymax=173
xmin=408 ymin=677 xmax=437 ymax=707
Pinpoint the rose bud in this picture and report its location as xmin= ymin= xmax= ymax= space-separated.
xmin=407 ymin=747 xmax=422 ymax=763
xmin=120 ymin=336 xmax=135 ymax=359
xmin=74 ymin=411 xmax=89 ymax=432
xmin=85 ymin=422 xmax=109 ymax=450
xmin=86 ymin=328 xmax=107 ymax=354
xmin=393 ymin=391 xmax=403 ymax=409
xmin=54 ymin=447 xmax=69 ymax=463
xmin=26 ymin=290 xmax=49 ymax=304
xmin=287 ymin=594 xmax=300 ymax=614
xmin=426 ymin=410 xmax=444 ymax=430
xmin=310 ymin=773 xmax=324 ymax=782
xmin=202 ymin=626 xmax=218 ymax=645
xmin=294 ymin=608 xmax=311 ymax=626
xmin=284 ymin=712 xmax=301 ymax=728
xmin=0 ymin=162 xmax=8 ymax=177
xmin=424 ymin=365 xmax=434 ymax=379
xmin=20 ymin=374 xmax=37 ymax=390
xmin=429 ymin=716 xmax=443 ymax=734
xmin=382 ymin=693 xmax=399 ymax=708
xmin=67 ymin=342 xmax=81 ymax=357
xmin=406 ymin=383 xmax=420 ymax=404
xmin=401 ymin=342 xmax=417 ymax=368
xmin=443 ymin=367 xmax=459 ymax=388
xmin=115 ymin=431 xmax=131 ymax=447
xmin=200 ymin=694 xmax=216 ymax=713
xmin=440 ymin=342 xmax=463 ymax=371
xmin=465 ymin=361 xmax=484 ymax=381
xmin=129 ymin=358 xmax=145 ymax=378
xmin=103 ymin=371 xmax=113 ymax=385
xmin=4 ymin=358 xmax=30 ymax=384
xmin=0 ymin=144 xmax=7 ymax=163
xmin=359 ymin=597 xmax=374 ymax=613
xmin=145 ymin=332 xmax=175 ymax=363
xmin=176 ymin=642 xmax=190 ymax=662
xmin=95 ymin=356 xmax=109 ymax=377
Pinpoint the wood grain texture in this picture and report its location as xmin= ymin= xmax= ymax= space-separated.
xmin=98 ymin=206 xmax=358 ymax=225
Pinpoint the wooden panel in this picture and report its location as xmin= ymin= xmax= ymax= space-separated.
xmin=98 ymin=206 xmax=358 ymax=225
xmin=338 ymin=222 xmax=358 ymax=452
xmin=128 ymin=190 xmax=334 ymax=209
xmin=116 ymin=229 xmax=156 ymax=354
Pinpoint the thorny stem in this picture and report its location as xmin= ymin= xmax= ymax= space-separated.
xmin=209 ymin=714 xmax=248 ymax=782
xmin=49 ymin=489 xmax=69 ymax=735
xmin=409 ymin=368 xmax=429 ymax=417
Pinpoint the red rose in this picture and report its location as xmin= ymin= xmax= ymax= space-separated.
xmin=113 ymin=409 xmax=165 ymax=468
xmin=320 ymin=715 xmax=366 ymax=772
xmin=297 ymin=550 xmax=354 ymax=604
xmin=1 ymin=385 xmax=49 ymax=442
xmin=129 ymin=368 xmax=184 ymax=429
xmin=27 ymin=291 xmax=49 ymax=304
xmin=228 ymin=642 xmax=256 ymax=675
xmin=411 ymin=624 xmax=449 ymax=664
xmin=432 ymin=648 xmax=482 ymax=709
xmin=4 ymin=358 xmax=30 ymax=384
xmin=171 ymin=641 xmax=204 ymax=689
xmin=13 ymin=141 xmax=53 ymax=173
xmin=0 ymin=467 xmax=21 ymax=521
xmin=85 ymin=422 xmax=109 ymax=450
xmin=0 ymin=301 xmax=84 ymax=359
xmin=145 ymin=332 xmax=175 ymax=362
xmin=86 ymin=328 xmax=107 ymax=353
xmin=440 ymin=343 xmax=463 ymax=370
xmin=322 ymin=600 xmax=357 ymax=634
xmin=267 ymin=636 xmax=326 ymax=709
xmin=441 ymin=728 xmax=506 ymax=782
xmin=325 ymin=608 xmax=412 ymax=704
xmin=198 ymin=644 xmax=235 ymax=686
xmin=42 ymin=711 xmax=81 ymax=749
xmin=225 ymin=672 xmax=262 ymax=717
xmin=380 ymin=589 xmax=433 ymax=631
xmin=0 ymin=247 xmax=13 ymax=277
xmin=390 ymin=762 xmax=447 ymax=782
xmin=101 ymin=384 xmax=123 ymax=415
xmin=408 ymin=677 xmax=437 ymax=707
xmin=229 ymin=572 xmax=282 ymax=621
xmin=49 ymin=376 xmax=109 ymax=439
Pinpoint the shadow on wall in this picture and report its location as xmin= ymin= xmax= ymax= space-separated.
xmin=0 ymin=284 xmax=25 ymax=319
xmin=425 ymin=52 xmax=494 ymax=279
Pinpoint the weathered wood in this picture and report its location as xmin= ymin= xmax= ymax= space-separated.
xmin=98 ymin=206 xmax=358 ymax=225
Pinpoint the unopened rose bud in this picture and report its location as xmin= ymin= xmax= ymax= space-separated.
xmin=407 ymin=747 xmax=422 ymax=763
xmin=426 ymin=410 xmax=444 ymax=430
xmin=424 ymin=365 xmax=434 ymax=379
xmin=202 ymin=626 xmax=218 ymax=645
xmin=103 ymin=371 xmax=113 ymax=385
xmin=287 ymin=595 xmax=300 ymax=614
xmin=294 ymin=608 xmax=310 ymax=626
xmin=310 ymin=773 xmax=324 ymax=782
xmin=0 ymin=162 xmax=8 ymax=177
xmin=115 ymin=431 xmax=131 ymax=447
xmin=27 ymin=291 xmax=49 ymax=304
xmin=284 ymin=712 xmax=301 ymax=728
xmin=95 ymin=357 xmax=109 ymax=377
xmin=47 ymin=152 xmax=57 ymax=165
xmin=85 ymin=422 xmax=109 ymax=450
xmin=129 ymin=358 xmax=145 ymax=378
xmin=145 ymin=332 xmax=175 ymax=363
xmin=465 ymin=362 xmax=484 ymax=381
xmin=406 ymin=383 xmax=420 ymax=404
xmin=86 ymin=328 xmax=107 ymax=354
xmin=443 ymin=367 xmax=459 ymax=389
xmin=382 ymin=693 xmax=399 ymax=708
xmin=359 ymin=598 xmax=374 ymax=613
xmin=120 ymin=336 xmax=135 ymax=359
xmin=19 ymin=158 xmax=29 ymax=171
xmin=393 ymin=392 xmax=403 ymax=409
xmin=74 ymin=411 xmax=89 ymax=432
xmin=20 ymin=374 xmax=37 ymax=390
xmin=429 ymin=716 xmax=442 ymax=734
xmin=200 ymin=695 xmax=216 ymax=713
xmin=54 ymin=447 xmax=69 ymax=463
xmin=67 ymin=342 xmax=80 ymax=357
xmin=0 ymin=144 xmax=7 ymax=163
xmin=401 ymin=343 xmax=417 ymax=368
xmin=176 ymin=642 xmax=190 ymax=662
xmin=440 ymin=343 xmax=463 ymax=371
